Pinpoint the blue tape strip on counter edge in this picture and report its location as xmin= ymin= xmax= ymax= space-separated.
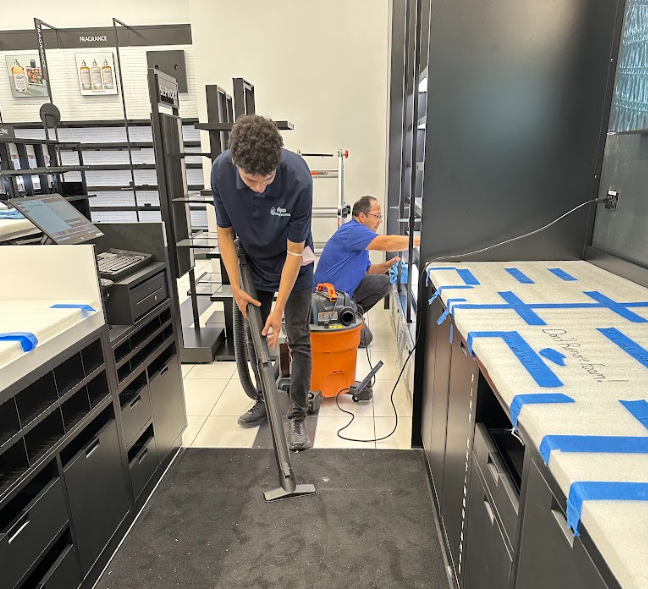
xmin=540 ymin=435 xmax=648 ymax=464
xmin=498 ymin=291 xmax=546 ymax=326
xmin=428 ymin=285 xmax=474 ymax=305
xmin=598 ymin=327 xmax=648 ymax=370
xmin=509 ymin=393 xmax=574 ymax=428
xmin=567 ymin=482 xmax=648 ymax=536
xmin=505 ymin=268 xmax=535 ymax=284
xmin=50 ymin=304 xmax=96 ymax=313
xmin=450 ymin=324 xmax=454 ymax=344
xmin=467 ymin=331 xmax=564 ymax=388
xmin=0 ymin=332 xmax=38 ymax=352
xmin=621 ymin=400 xmax=648 ymax=432
xmin=549 ymin=268 xmax=577 ymax=281
xmin=437 ymin=298 xmax=467 ymax=325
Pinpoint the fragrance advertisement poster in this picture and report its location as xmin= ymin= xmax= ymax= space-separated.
xmin=75 ymin=52 xmax=118 ymax=96
xmin=6 ymin=53 xmax=48 ymax=98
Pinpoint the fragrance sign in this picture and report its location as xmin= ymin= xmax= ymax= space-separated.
xmin=75 ymin=52 xmax=117 ymax=96
xmin=5 ymin=53 xmax=48 ymax=99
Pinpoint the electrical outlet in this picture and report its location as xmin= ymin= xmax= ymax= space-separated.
xmin=605 ymin=190 xmax=619 ymax=211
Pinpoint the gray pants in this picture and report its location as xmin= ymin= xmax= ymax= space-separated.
xmin=246 ymin=287 xmax=312 ymax=420
xmin=353 ymin=274 xmax=392 ymax=314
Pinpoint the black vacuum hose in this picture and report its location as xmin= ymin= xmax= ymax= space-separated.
xmin=233 ymin=294 xmax=262 ymax=401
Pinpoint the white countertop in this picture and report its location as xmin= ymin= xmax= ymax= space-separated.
xmin=427 ymin=261 xmax=648 ymax=589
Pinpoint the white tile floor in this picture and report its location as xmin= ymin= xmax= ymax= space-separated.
xmin=179 ymin=263 xmax=413 ymax=451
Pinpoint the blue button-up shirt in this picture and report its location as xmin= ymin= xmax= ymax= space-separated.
xmin=211 ymin=148 xmax=314 ymax=291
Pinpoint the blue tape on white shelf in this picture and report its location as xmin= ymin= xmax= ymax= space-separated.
xmin=437 ymin=299 xmax=467 ymax=325
xmin=584 ymin=291 xmax=648 ymax=323
xmin=427 ymin=267 xmax=480 ymax=286
xmin=539 ymin=435 xmax=648 ymax=464
xmin=598 ymin=327 xmax=648 ymax=369
xmin=467 ymin=331 xmax=563 ymax=388
xmin=50 ymin=304 xmax=96 ymax=313
xmin=549 ymin=268 xmax=577 ymax=281
xmin=456 ymin=269 xmax=480 ymax=285
xmin=428 ymin=285 xmax=474 ymax=305
xmin=505 ymin=268 xmax=534 ymax=284
xmin=498 ymin=291 xmax=546 ymax=326
xmin=450 ymin=324 xmax=454 ymax=344
xmin=0 ymin=332 xmax=38 ymax=352
xmin=509 ymin=393 xmax=574 ymax=427
xmin=539 ymin=348 xmax=567 ymax=366
xmin=567 ymin=481 xmax=648 ymax=536
xmin=620 ymin=400 xmax=648 ymax=431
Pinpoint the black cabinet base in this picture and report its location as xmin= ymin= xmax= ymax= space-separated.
xmin=180 ymin=327 xmax=224 ymax=363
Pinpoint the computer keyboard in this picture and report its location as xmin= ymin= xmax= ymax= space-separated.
xmin=96 ymin=248 xmax=154 ymax=281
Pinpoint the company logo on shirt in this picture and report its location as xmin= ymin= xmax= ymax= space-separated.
xmin=271 ymin=207 xmax=291 ymax=217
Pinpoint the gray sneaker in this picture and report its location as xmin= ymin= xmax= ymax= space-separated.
xmin=289 ymin=418 xmax=311 ymax=451
xmin=237 ymin=399 xmax=267 ymax=427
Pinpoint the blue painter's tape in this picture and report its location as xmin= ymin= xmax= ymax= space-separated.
xmin=0 ymin=332 xmax=38 ymax=352
xmin=437 ymin=299 xmax=467 ymax=325
xmin=505 ymin=268 xmax=534 ymax=284
xmin=539 ymin=348 xmax=567 ymax=366
xmin=50 ymin=304 xmax=96 ymax=313
xmin=598 ymin=327 xmax=648 ymax=369
xmin=450 ymin=325 xmax=454 ymax=344
xmin=549 ymin=268 xmax=577 ymax=281
xmin=583 ymin=291 xmax=648 ymax=323
xmin=428 ymin=285 xmax=473 ymax=306
xmin=498 ymin=291 xmax=546 ymax=326
xmin=567 ymin=482 xmax=648 ymax=536
xmin=620 ymin=400 xmax=648 ymax=432
xmin=467 ymin=331 xmax=563 ymax=388
xmin=457 ymin=269 xmax=480 ymax=285
xmin=509 ymin=393 xmax=574 ymax=427
xmin=539 ymin=435 xmax=648 ymax=464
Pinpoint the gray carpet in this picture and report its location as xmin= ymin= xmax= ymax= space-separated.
xmin=96 ymin=448 xmax=449 ymax=589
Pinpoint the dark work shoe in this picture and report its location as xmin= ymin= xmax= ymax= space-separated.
xmin=359 ymin=325 xmax=373 ymax=349
xmin=289 ymin=418 xmax=311 ymax=451
xmin=237 ymin=399 xmax=267 ymax=427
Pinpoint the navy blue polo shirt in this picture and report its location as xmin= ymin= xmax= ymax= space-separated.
xmin=313 ymin=219 xmax=377 ymax=297
xmin=211 ymin=148 xmax=314 ymax=291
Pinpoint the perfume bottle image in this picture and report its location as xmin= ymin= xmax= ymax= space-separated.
xmin=102 ymin=59 xmax=114 ymax=89
xmin=90 ymin=60 xmax=102 ymax=90
xmin=26 ymin=59 xmax=43 ymax=85
xmin=79 ymin=60 xmax=92 ymax=90
xmin=11 ymin=59 xmax=27 ymax=93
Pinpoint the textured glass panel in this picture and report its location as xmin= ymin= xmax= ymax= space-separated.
xmin=609 ymin=0 xmax=648 ymax=133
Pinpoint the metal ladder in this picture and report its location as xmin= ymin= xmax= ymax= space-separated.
xmin=298 ymin=149 xmax=350 ymax=228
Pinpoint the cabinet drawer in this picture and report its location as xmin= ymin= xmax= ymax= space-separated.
xmin=36 ymin=544 xmax=82 ymax=589
xmin=0 ymin=478 xmax=68 ymax=589
xmin=473 ymin=423 xmax=520 ymax=545
xmin=463 ymin=459 xmax=513 ymax=589
xmin=121 ymin=382 xmax=153 ymax=448
xmin=132 ymin=274 xmax=167 ymax=321
xmin=129 ymin=434 xmax=158 ymax=499
xmin=64 ymin=418 xmax=131 ymax=574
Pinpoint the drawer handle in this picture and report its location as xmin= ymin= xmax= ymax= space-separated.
xmin=85 ymin=438 xmax=101 ymax=458
xmin=7 ymin=513 xmax=30 ymax=544
xmin=483 ymin=494 xmax=496 ymax=524
xmin=460 ymin=341 xmax=468 ymax=356
xmin=551 ymin=504 xmax=575 ymax=547
xmin=487 ymin=452 xmax=500 ymax=484
xmin=138 ymin=448 xmax=149 ymax=464
xmin=130 ymin=395 xmax=141 ymax=409
xmin=160 ymin=365 xmax=169 ymax=377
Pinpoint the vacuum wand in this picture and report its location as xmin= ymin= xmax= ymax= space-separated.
xmin=235 ymin=240 xmax=316 ymax=502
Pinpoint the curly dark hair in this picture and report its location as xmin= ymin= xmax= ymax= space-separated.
xmin=229 ymin=115 xmax=284 ymax=176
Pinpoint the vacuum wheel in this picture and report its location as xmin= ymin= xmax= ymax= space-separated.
xmin=308 ymin=390 xmax=323 ymax=414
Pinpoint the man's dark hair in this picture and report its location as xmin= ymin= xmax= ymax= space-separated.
xmin=352 ymin=196 xmax=378 ymax=218
xmin=229 ymin=115 xmax=283 ymax=176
